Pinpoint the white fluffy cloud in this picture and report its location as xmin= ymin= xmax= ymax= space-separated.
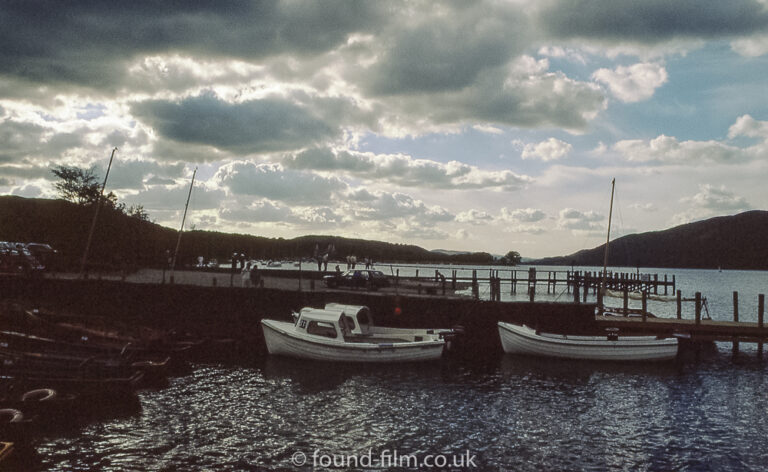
xmin=521 ymin=138 xmax=572 ymax=161
xmin=500 ymin=208 xmax=547 ymax=223
xmin=214 ymin=161 xmax=346 ymax=205
xmin=557 ymin=208 xmax=605 ymax=233
xmin=592 ymin=63 xmax=668 ymax=103
xmin=456 ymin=209 xmax=495 ymax=224
xmin=613 ymin=135 xmax=746 ymax=164
xmin=342 ymin=190 xmax=453 ymax=223
xmin=283 ymin=148 xmax=532 ymax=190
xmin=731 ymin=34 xmax=768 ymax=57
xmin=683 ymin=184 xmax=751 ymax=212
xmin=728 ymin=114 xmax=768 ymax=139
xmin=673 ymin=184 xmax=751 ymax=224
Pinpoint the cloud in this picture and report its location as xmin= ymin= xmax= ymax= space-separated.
xmin=500 ymin=208 xmax=548 ymax=234
xmin=0 ymin=1 xmax=384 ymax=90
xmin=215 ymin=161 xmax=346 ymax=205
xmin=10 ymin=183 xmax=45 ymax=198
xmin=613 ymin=135 xmax=747 ymax=164
xmin=283 ymin=147 xmax=532 ymax=191
xmin=218 ymin=200 xmax=298 ymax=224
xmin=731 ymin=33 xmax=768 ymax=56
xmin=371 ymin=58 xmax=607 ymax=133
xmin=132 ymin=92 xmax=338 ymax=154
xmin=537 ymin=0 xmax=768 ymax=43
xmin=521 ymin=138 xmax=573 ymax=161
xmin=123 ymin=182 xmax=225 ymax=211
xmin=96 ymin=159 xmax=185 ymax=190
xmin=728 ymin=114 xmax=768 ymax=139
xmin=629 ymin=203 xmax=658 ymax=212
xmin=682 ymin=184 xmax=751 ymax=212
xmin=455 ymin=210 xmax=495 ymax=224
xmin=503 ymin=224 xmax=547 ymax=235
xmin=472 ymin=125 xmax=504 ymax=135
xmin=362 ymin=4 xmax=525 ymax=96
xmin=673 ymin=183 xmax=751 ymax=224
xmin=592 ymin=63 xmax=668 ymax=102
xmin=341 ymin=190 xmax=453 ymax=222
xmin=557 ymin=208 xmax=605 ymax=232
xmin=501 ymin=208 xmax=547 ymax=223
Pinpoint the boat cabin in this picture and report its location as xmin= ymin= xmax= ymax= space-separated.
xmin=292 ymin=304 xmax=374 ymax=340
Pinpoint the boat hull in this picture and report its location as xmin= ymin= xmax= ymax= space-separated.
xmin=262 ymin=320 xmax=445 ymax=363
xmin=498 ymin=322 xmax=678 ymax=362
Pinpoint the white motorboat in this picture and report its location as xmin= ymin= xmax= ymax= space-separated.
xmin=497 ymin=321 xmax=678 ymax=362
xmin=262 ymin=304 xmax=453 ymax=362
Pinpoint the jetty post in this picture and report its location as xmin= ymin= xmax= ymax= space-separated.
xmin=676 ymin=290 xmax=682 ymax=319
xmin=573 ymin=276 xmax=580 ymax=303
xmin=733 ymin=291 xmax=739 ymax=356
xmin=695 ymin=292 xmax=702 ymax=325
xmin=759 ymin=294 xmax=765 ymax=358
xmin=623 ymin=288 xmax=629 ymax=315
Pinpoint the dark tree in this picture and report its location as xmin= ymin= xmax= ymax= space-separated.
xmin=51 ymin=165 xmax=119 ymax=209
xmin=501 ymin=250 xmax=521 ymax=265
xmin=128 ymin=204 xmax=150 ymax=221
xmin=51 ymin=165 xmax=100 ymax=204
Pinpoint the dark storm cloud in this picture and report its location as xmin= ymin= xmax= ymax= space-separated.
xmin=131 ymin=92 xmax=338 ymax=153
xmin=538 ymin=0 xmax=768 ymax=42
xmin=0 ymin=0 xmax=384 ymax=89
xmin=362 ymin=3 xmax=527 ymax=96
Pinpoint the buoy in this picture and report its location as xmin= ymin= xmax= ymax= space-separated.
xmin=21 ymin=388 xmax=57 ymax=402
xmin=0 ymin=409 xmax=24 ymax=423
xmin=394 ymin=307 xmax=402 ymax=316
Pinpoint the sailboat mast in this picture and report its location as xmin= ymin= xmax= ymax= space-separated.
xmin=601 ymin=178 xmax=616 ymax=288
xmin=170 ymin=167 xmax=197 ymax=278
xmin=79 ymin=147 xmax=118 ymax=278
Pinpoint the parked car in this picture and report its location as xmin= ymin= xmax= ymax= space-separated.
xmin=323 ymin=269 xmax=390 ymax=290
xmin=25 ymin=243 xmax=57 ymax=270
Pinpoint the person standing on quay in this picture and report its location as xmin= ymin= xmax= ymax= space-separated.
xmin=250 ymin=262 xmax=260 ymax=288
xmin=242 ymin=262 xmax=251 ymax=287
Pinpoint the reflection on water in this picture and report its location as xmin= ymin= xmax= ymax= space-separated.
xmin=28 ymin=351 xmax=768 ymax=471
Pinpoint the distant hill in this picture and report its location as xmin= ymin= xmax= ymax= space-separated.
xmin=0 ymin=196 xmax=496 ymax=269
xmin=530 ymin=210 xmax=768 ymax=270
xmin=430 ymin=249 xmax=470 ymax=256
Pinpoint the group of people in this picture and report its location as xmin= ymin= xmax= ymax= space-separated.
xmin=241 ymin=261 xmax=260 ymax=288
xmin=231 ymin=252 xmax=260 ymax=287
xmin=345 ymin=256 xmax=374 ymax=270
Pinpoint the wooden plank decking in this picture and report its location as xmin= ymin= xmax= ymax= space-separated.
xmin=595 ymin=315 xmax=768 ymax=342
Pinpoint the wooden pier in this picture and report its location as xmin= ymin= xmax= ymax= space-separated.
xmin=382 ymin=266 xmax=676 ymax=302
xmin=595 ymin=292 xmax=767 ymax=357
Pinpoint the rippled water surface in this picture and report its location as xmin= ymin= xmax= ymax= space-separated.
xmin=28 ymin=353 xmax=768 ymax=471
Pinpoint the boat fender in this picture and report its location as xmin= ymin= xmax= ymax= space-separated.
xmin=21 ymin=388 xmax=57 ymax=402
xmin=0 ymin=409 xmax=24 ymax=423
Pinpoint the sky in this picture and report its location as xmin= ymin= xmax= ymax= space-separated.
xmin=1 ymin=1 xmax=767 ymax=258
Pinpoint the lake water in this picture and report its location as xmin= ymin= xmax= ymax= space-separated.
xmin=22 ymin=266 xmax=768 ymax=470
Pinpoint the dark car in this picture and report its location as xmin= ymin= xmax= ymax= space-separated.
xmin=323 ymin=269 xmax=391 ymax=290
xmin=25 ymin=243 xmax=57 ymax=271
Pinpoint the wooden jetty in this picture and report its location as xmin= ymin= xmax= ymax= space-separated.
xmin=595 ymin=292 xmax=767 ymax=357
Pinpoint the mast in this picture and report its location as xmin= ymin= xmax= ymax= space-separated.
xmin=601 ymin=178 xmax=616 ymax=291
xmin=79 ymin=147 xmax=118 ymax=278
xmin=169 ymin=167 xmax=197 ymax=279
